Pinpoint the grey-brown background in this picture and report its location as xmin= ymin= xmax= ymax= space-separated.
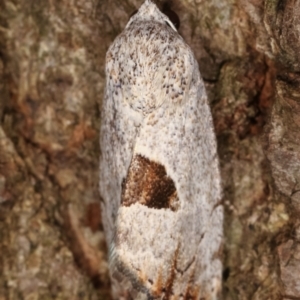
xmin=0 ymin=0 xmax=299 ymax=299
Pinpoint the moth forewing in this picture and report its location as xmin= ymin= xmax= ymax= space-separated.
xmin=99 ymin=1 xmax=223 ymax=299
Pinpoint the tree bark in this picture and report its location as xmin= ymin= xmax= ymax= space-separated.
xmin=0 ymin=0 xmax=299 ymax=299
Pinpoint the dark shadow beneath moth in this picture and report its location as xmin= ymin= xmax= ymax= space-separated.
xmin=162 ymin=2 xmax=180 ymax=30
xmin=121 ymin=154 xmax=179 ymax=211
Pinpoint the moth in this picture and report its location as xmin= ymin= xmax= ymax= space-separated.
xmin=99 ymin=1 xmax=223 ymax=299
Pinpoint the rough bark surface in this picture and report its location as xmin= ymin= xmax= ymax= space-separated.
xmin=0 ymin=0 xmax=299 ymax=299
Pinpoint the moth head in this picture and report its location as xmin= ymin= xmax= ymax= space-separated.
xmin=127 ymin=0 xmax=178 ymax=32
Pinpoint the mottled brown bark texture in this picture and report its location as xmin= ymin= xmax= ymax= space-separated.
xmin=0 ymin=0 xmax=299 ymax=299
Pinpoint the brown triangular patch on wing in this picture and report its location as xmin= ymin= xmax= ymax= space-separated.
xmin=121 ymin=154 xmax=179 ymax=211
